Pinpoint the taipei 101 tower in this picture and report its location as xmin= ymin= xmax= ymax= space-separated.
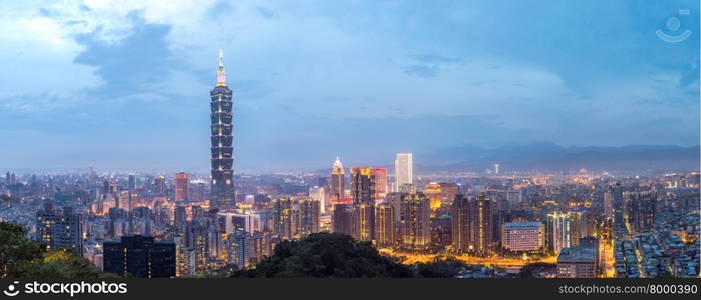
xmin=209 ymin=50 xmax=235 ymax=209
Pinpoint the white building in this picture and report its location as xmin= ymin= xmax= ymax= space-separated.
xmin=394 ymin=153 xmax=413 ymax=192
xmin=502 ymin=222 xmax=543 ymax=252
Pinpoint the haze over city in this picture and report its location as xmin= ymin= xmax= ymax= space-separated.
xmin=1 ymin=0 xmax=699 ymax=172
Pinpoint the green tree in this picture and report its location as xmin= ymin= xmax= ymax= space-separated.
xmin=415 ymin=257 xmax=467 ymax=278
xmin=231 ymin=233 xmax=414 ymax=278
xmin=0 ymin=222 xmax=103 ymax=278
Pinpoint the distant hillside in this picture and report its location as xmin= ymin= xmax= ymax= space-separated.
xmin=417 ymin=142 xmax=700 ymax=173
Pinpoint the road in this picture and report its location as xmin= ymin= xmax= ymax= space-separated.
xmin=380 ymin=249 xmax=558 ymax=267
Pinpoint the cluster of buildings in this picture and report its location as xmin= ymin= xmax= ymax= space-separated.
xmin=0 ymin=53 xmax=699 ymax=279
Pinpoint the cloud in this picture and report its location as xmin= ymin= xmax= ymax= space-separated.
xmin=403 ymin=64 xmax=438 ymax=77
xmin=72 ymin=13 xmax=175 ymax=98
xmin=0 ymin=0 xmax=697 ymax=171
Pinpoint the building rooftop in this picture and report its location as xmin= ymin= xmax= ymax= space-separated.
xmin=557 ymin=246 xmax=597 ymax=263
xmin=503 ymin=222 xmax=542 ymax=230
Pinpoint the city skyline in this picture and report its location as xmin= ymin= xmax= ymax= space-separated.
xmin=1 ymin=0 xmax=699 ymax=172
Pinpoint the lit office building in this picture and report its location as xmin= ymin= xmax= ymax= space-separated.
xmin=272 ymin=197 xmax=294 ymax=239
xmin=401 ymin=192 xmax=430 ymax=251
xmin=376 ymin=202 xmax=395 ymax=247
xmin=424 ymin=182 xmax=460 ymax=211
xmin=103 ymin=235 xmax=176 ymax=278
xmin=603 ymin=190 xmax=613 ymax=219
xmin=568 ymin=209 xmax=588 ymax=247
xmin=332 ymin=201 xmax=354 ymax=236
xmin=35 ymin=203 xmax=83 ymax=255
xmin=556 ymin=246 xmax=597 ymax=278
xmin=626 ymin=191 xmax=657 ymax=233
xmin=175 ymin=172 xmax=189 ymax=202
xmin=546 ymin=212 xmax=571 ymax=253
xmin=471 ymin=194 xmax=493 ymax=256
xmin=350 ymin=167 xmax=375 ymax=205
xmin=309 ymin=186 xmax=327 ymax=213
xmin=451 ymin=194 xmax=471 ymax=253
xmin=184 ymin=220 xmax=209 ymax=271
xmin=373 ymin=168 xmax=388 ymax=201
xmin=209 ymin=50 xmax=235 ymax=209
xmin=297 ymin=198 xmax=320 ymax=237
xmin=394 ymin=153 xmax=413 ymax=192
xmin=329 ymin=157 xmax=345 ymax=201
xmin=176 ymin=246 xmax=196 ymax=277
xmin=356 ymin=202 xmax=375 ymax=241
xmin=501 ymin=222 xmax=544 ymax=252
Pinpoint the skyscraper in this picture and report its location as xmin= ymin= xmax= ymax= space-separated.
xmin=330 ymin=157 xmax=345 ymax=201
xmin=332 ymin=201 xmax=354 ymax=236
xmin=297 ymin=198 xmax=320 ymax=236
xmin=350 ymin=167 xmax=375 ymax=205
xmin=603 ymin=190 xmax=613 ymax=219
xmin=210 ymin=50 xmax=235 ymax=209
xmin=373 ymin=168 xmax=388 ymax=201
xmin=35 ymin=203 xmax=83 ymax=255
xmin=128 ymin=173 xmax=136 ymax=191
xmin=451 ymin=194 xmax=471 ymax=253
xmin=568 ymin=209 xmax=587 ymax=247
xmin=103 ymin=235 xmax=176 ymax=278
xmin=401 ymin=192 xmax=430 ymax=251
xmin=154 ymin=175 xmax=166 ymax=196
xmin=375 ymin=202 xmax=395 ymax=247
xmin=471 ymin=194 xmax=493 ymax=256
xmin=546 ymin=212 xmax=571 ymax=253
xmin=272 ymin=197 xmax=294 ymax=239
xmin=394 ymin=153 xmax=413 ymax=192
xmin=350 ymin=168 xmax=375 ymax=241
xmin=175 ymin=172 xmax=189 ymax=202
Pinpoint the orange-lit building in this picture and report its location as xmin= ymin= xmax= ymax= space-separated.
xmin=175 ymin=172 xmax=189 ymax=202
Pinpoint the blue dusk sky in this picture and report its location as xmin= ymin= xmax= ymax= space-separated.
xmin=0 ymin=0 xmax=699 ymax=172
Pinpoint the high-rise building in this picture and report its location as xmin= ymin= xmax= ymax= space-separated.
xmin=350 ymin=167 xmax=375 ymax=205
xmin=424 ymin=182 xmax=460 ymax=211
xmin=546 ymin=212 xmax=571 ymax=253
xmin=309 ymin=186 xmax=327 ymax=213
xmin=627 ymin=191 xmax=657 ymax=232
xmin=556 ymin=246 xmax=597 ymax=278
xmin=184 ymin=220 xmax=209 ymax=270
xmin=272 ymin=198 xmax=294 ymax=239
xmin=501 ymin=222 xmax=543 ymax=252
xmin=603 ymin=190 xmax=613 ymax=219
xmin=394 ymin=153 xmax=413 ymax=192
xmin=35 ymin=203 xmax=83 ymax=255
xmin=451 ymin=194 xmax=471 ymax=253
xmin=356 ymin=202 xmax=375 ymax=241
xmin=332 ymin=201 xmax=353 ymax=236
xmin=471 ymin=194 xmax=493 ymax=256
xmin=154 ymin=175 xmax=166 ymax=196
xmin=375 ymin=202 xmax=395 ymax=247
xmin=297 ymin=198 xmax=320 ymax=236
xmin=176 ymin=246 xmax=196 ymax=277
xmin=210 ymin=50 xmax=235 ymax=209
xmin=330 ymin=157 xmax=345 ymax=201
xmin=350 ymin=168 xmax=375 ymax=241
xmin=128 ymin=174 xmax=136 ymax=191
xmin=568 ymin=209 xmax=587 ymax=247
xmin=373 ymin=168 xmax=388 ymax=201
xmin=174 ymin=206 xmax=187 ymax=228
xmin=612 ymin=183 xmax=624 ymax=226
xmin=175 ymin=172 xmax=189 ymax=202
xmin=103 ymin=235 xmax=176 ymax=278
xmin=401 ymin=192 xmax=430 ymax=251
